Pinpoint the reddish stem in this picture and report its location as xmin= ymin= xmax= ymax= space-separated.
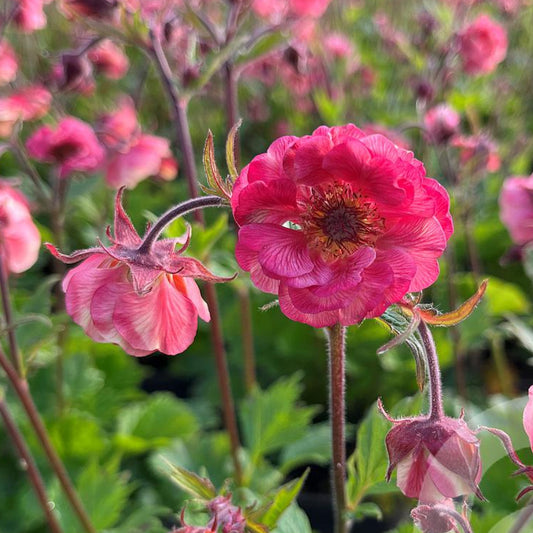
xmin=327 ymin=324 xmax=347 ymax=533
xmin=0 ymin=397 xmax=63 ymax=533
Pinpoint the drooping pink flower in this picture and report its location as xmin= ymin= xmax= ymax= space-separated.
xmin=524 ymin=386 xmax=533 ymax=453
xmin=410 ymin=500 xmax=459 ymax=533
xmin=452 ymin=134 xmax=500 ymax=173
xmin=97 ymin=97 xmax=140 ymax=151
xmin=379 ymin=403 xmax=483 ymax=503
xmin=52 ymin=52 xmax=95 ymax=94
xmin=424 ymin=104 xmax=460 ymax=144
xmin=0 ymin=182 xmax=41 ymax=273
xmin=26 ymin=117 xmax=104 ymax=179
xmin=0 ymin=40 xmax=18 ymax=86
xmin=47 ymin=190 xmax=229 ymax=356
xmin=499 ymin=175 xmax=533 ymax=246
xmin=323 ymin=32 xmax=354 ymax=60
xmin=231 ymin=124 xmax=452 ymax=327
xmin=13 ymin=0 xmax=47 ymax=32
xmin=458 ymin=15 xmax=507 ymax=75
xmin=88 ymin=40 xmax=129 ymax=79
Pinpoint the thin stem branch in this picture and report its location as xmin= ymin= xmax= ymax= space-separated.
xmin=138 ymin=195 xmax=224 ymax=254
xmin=0 ymin=255 xmax=22 ymax=375
xmin=509 ymin=502 xmax=533 ymax=533
xmin=418 ymin=321 xmax=445 ymax=421
xmin=204 ymin=284 xmax=243 ymax=484
xmin=0 ymin=348 xmax=96 ymax=533
xmin=149 ymin=26 xmax=243 ymax=483
xmin=327 ymin=324 xmax=347 ymax=533
xmin=0 ymin=396 xmax=63 ymax=533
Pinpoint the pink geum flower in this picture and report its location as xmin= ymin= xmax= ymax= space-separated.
xmin=231 ymin=124 xmax=452 ymax=327
xmin=98 ymin=98 xmax=176 ymax=188
xmin=424 ymin=104 xmax=460 ymax=144
xmin=26 ymin=117 xmax=104 ymax=179
xmin=411 ymin=500 xmax=466 ymax=533
xmin=46 ymin=190 xmax=229 ymax=356
xmin=379 ymin=401 xmax=483 ymax=504
xmin=88 ymin=40 xmax=129 ymax=79
xmin=13 ymin=0 xmax=47 ymax=32
xmin=0 ymin=40 xmax=17 ymax=86
xmin=0 ymin=182 xmax=41 ymax=273
xmin=499 ymin=175 xmax=533 ymax=246
xmin=451 ymin=134 xmax=500 ymax=173
xmin=458 ymin=15 xmax=507 ymax=75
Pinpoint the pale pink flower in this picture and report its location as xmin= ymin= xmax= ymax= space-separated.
xmin=252 ymin=0 xmax=330 ymax=20
xmin=0 ymin=103 xmax=18 ymax=138
xmin=14 ymin=0 xmax=47 ymax=32
xmin=0 ymin=41 xmax=18 ymax=87
xmin=47 ymin=190 xmax=229 ymax=356
xmin=104 ymin=135 xmax=176 ymax=189
xmin=452 ymin=134 xmax=500 ymax=173
xmin=0 ymin=182 xmax=41 ymax=273
xmin=323 ymin=32 xmax=354 ymax=60
xmin=26 ymin=117 xmax=104 ymax=179
xmin=458 ymin=15 xmax=507 ymax=75
xmin=524 ymin=386 xmax=533 ymax=453
xmin=411 ymin=500 xmax=459 ymax=533
xmin=289 ymin=0 xmax=331 ymax=17
xmin=380 ymin=404 xmax=483 ymax=503
xmin=97 ymin=98 xmax=176 ymax=188
xmin=231 ymin=124 xmax=452 ymax=327
xmin=88 ymin=40 xmax=129 ymax=79
xmin=424 ymin=104 xmax=460 ymax=144
xmin=499 ymin=175 xmax=533 ymax=246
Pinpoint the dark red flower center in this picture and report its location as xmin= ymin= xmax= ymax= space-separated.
xmin=50 ymin=141 xmax=82 ymax=162
xmin=299 ymin=181 xmax=385 ymax=259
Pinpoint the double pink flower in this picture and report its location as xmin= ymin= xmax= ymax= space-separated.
xmin=231 ymin=124 xmax=453 ymax=327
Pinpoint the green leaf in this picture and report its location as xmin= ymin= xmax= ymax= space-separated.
xmin=484 ymin=277 xmax=530 ymax=317
xmin=239 ymin=374 xmax=319 ymax=464
xmin=346 ymin=404 xmax=390 ymax=509
xmin=279 ymin=423 xmax=331 ymax=473
xmin=270 ymin=503 xmax=312 ymax=533
xmin=115 ymin=393 xmax=199 ymax=454
xmin=256 ymin=469 xmax=309 ymax=529
xmin=163 ymin=462 xmax=216 ymax=500
xmin=347 ymin=501 xmax=383 ymax=521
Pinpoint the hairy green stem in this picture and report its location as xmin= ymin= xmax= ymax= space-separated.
xmin=327 ymin=324 xmax=347 ymax=533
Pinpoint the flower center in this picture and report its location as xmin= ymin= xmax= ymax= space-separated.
xmin=299 ymin=182 xmax=384 ymax=259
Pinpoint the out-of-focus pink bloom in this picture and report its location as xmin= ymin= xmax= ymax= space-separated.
xmin=452 ymin=135 xmax=500 ymax=173
xmin=499 ymin=175 xmax=533 ymax=246
xmin=97 ymin=98 xmax=176 ymax=188
xmin=458 ymin=15 xmax=507 ymax=75
xmin=0 ymin=41 xmax=18 ymax=86
xmin=524 ymin=386 xmax=533 ymax=454
xmin=0 ymin=182 xmax=41 ymax=273
xmin=47 ymin=190 xmax=228 ymax=356
xmin=0 ymin=85 xmax=52 ymax=139
xmin=26 ymin=117 xmax=104 ymax=179
xmin=252 ymin=0 xmax=330 ymax=20
xmin=88 ymin=40 xmax=129 ymax=79
xmin=14 ymin=0 xmax=47 ymax=32
xmin=231 ymin=124 xmax=453 ymax=327
xmin=52 ymin=52 xmax=95 ymax=94
xmin=411 ymin=500 xmax=458 ymax=533
xmin=380 ymin=403 xmax=483 ymax=503
xmin=59 ymin=0 xmax=118 ymax=19
xmin=105 ymin=135 xmax=176 ymax=189
xmin=324 ymin=32 xmax=354 ymax=60
xmin=251 ymin=0 xmax=288 ymax=19
xmin=290 ymin=0 xmax=331 ymax=17
xmin=424 ymin=104 xmax=460 ymax=144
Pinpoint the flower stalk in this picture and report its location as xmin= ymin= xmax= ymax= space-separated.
xmin=0 ymin=395 xmax=63 ymax=533
xmin=327 ymin=324 xmax=347 ymax=533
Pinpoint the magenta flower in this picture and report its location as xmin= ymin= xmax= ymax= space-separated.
xmin=458 ymin=15 xmax=507 ymax=75
xmin=47 ymin=190 xmax=229 ymax=356
xmin=26 ymin=117 xmax=104 ymax=179
xmin=0 ymin=182 xmax=41 ymax=274
xmin=88 ymin=40 xmax=129 ymax=80
xmin=231 ymin=124 xmax=452 ymax=327
xmin=499 ymin=175 xmax=533 ymax=246
xmin=0 ymin=40 xmax=17 ymax=87
xmin=13 ymin=0 xmax=47 ymax=32
xmin=424 ymin=104 xmax=460 ymax=144
xmin=379 ymin=402 xmax=483 ymax=504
